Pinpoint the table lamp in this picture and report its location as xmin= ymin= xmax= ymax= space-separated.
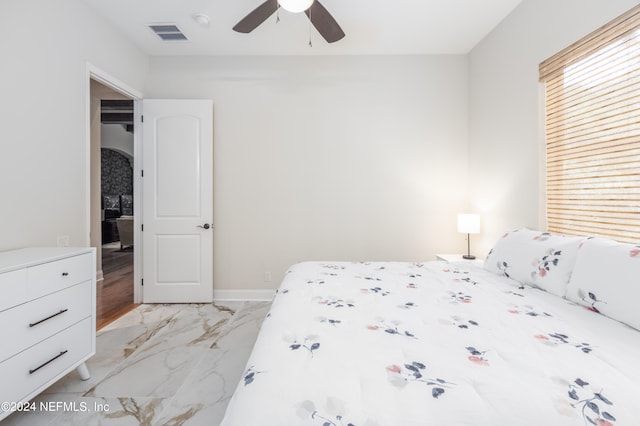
xmin=458 ymin=214 xmax=480 ymax=259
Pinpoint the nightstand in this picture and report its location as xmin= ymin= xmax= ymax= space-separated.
xmin=436 ymin=254 xmax=484 ymax=265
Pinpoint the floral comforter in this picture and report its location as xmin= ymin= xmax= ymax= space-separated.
xmin=221 ymin=261 xmax=640 ymax=425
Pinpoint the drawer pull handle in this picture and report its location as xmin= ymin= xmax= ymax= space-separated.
xmin=29 ymin=350 xmax=68 ymax=375
xmin=29 ymin=309 xmax=69 ymax=327
xmin=62 ymin=272 xmax=69 ymax=277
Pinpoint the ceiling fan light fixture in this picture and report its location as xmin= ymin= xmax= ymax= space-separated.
xmin=278 ymin=0 xmax=314 ymax=13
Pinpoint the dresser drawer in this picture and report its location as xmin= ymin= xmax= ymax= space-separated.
xmin=0 ymin=317 xmax=93 ymax=406
xmin=0 ymin=281 xmax=92 ymax=363
xmin=0 ymin=268 xmax=27 ymax=312
xmin=27 ymin=253 xmax=93 ymax=299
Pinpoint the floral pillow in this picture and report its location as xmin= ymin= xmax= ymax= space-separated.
xmin=565 ymin=237 xmax=640 ymax=331
xmin=483 ymin=229 xmax=584 ymax=297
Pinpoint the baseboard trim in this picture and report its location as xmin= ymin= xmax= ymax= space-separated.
xmin=213 ymin=289 xmax=275 ymax=302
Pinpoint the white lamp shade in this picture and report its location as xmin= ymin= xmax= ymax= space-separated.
xmin=457 ymin=214 xmax=480 ymax=234
xmin=279 ymin=0 xmax=314 ymax=13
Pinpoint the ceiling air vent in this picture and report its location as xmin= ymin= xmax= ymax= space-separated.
xmin=148 ymin=24 xmax=188 ymax=41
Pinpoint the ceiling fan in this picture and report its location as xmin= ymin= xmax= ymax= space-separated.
xmin=233 ymin=0 xmax=345 ymax=43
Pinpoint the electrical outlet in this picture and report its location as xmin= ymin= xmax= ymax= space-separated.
xmin=57 ymin=235 xmax=70 ymax=247
xmin=264 ymin=272 xmax=272 ymax=282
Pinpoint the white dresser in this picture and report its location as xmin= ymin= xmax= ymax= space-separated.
xmin=0 ymin=247 xmax=96 ymax=420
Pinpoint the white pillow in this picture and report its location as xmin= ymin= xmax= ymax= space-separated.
xmin=484 ymin=229 xmax=584 ymax=296
xmin=565 ymin=237 xmax=640 ymax=331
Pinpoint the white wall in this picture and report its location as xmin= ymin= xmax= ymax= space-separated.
xmin=468 ymin=0 xmax=638 ymax=257
xmin=145 ymin=55 xmax=469 ymax=291
xmin=0 ymin=0 xmax=147 ymax=251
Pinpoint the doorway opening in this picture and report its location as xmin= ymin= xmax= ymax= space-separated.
xmin=89 ymin=78 xmax=139 ymax=329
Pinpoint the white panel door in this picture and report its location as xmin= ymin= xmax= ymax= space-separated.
xmin=142 ymin=99 xmax=213 ymax=303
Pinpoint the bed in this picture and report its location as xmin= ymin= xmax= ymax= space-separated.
xmin=221 ymin=230 xmax=640 ymax=425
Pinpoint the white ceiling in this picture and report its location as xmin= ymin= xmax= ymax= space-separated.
xmin=82 ymin=0 xmax=523 ymax=56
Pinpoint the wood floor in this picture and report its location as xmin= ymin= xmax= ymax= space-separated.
xmin=96 ymin=244 xmax=137 ymax=330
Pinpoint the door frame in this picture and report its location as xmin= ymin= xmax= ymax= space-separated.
xmin=85 ymin=63 xmax=144 ymax=303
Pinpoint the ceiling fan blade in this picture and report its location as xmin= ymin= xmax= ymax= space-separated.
xmin=305 ymin=1 xmax=345 ymax=43
xmin=233 ymin=0 xmax=279 ymax=33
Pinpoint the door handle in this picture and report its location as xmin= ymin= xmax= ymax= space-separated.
xmin=197 ymin=223 xmax=211 ymax=230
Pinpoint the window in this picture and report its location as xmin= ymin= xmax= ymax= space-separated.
xmin=539 ymin=5 xmax=640 ymax=244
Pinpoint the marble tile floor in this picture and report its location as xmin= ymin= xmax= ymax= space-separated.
xmin=3 ymin=301 xmax=271 ymax=426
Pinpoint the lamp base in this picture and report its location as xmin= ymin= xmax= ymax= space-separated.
xmin=462 ymin=254 xmax=476 ymax=260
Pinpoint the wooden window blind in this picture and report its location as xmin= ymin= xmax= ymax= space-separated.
xmin=539 ymin=5 xmax=640 ymax=244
